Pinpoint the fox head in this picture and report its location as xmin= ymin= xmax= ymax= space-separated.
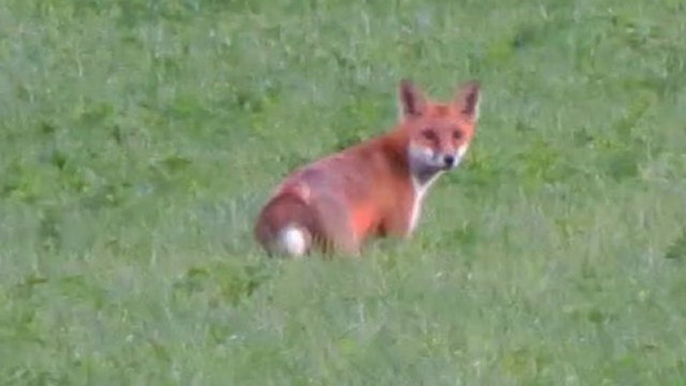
xmin=398 ymin=79 xmax=481 ymax=183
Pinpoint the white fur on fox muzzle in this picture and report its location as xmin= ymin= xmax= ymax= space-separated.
xmin=409 ymin=143 xmax=443 ymax=170
xmin=450 ymin=144 xmax=470 ymax=169
xmin=439 ymin=144 xmax=470 ymax=170
xmin=409 ymin=142 xmax=470 ymax=173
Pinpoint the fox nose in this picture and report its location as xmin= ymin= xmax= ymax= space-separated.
xmin=443 ymin=155 xmax=455 ymax=168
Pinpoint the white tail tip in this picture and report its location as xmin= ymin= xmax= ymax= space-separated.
xmin=278 ymin=225 xmax=308 ymax=258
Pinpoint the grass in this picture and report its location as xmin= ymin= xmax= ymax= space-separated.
xmin=1 ymin=0 xmax=686 ymax=384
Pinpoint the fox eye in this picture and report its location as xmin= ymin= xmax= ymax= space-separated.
xmin=421 ymin=129 xmax=437 ymax=141
xmin=453 ymin=130 xmax=463 ymax=140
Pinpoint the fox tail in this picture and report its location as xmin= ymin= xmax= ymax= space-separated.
xmin=254 ymin=189 xmax=316 ymax=258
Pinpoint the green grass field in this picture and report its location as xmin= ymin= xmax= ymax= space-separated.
xmin=1 ymin=0 xmax=686 ymax=384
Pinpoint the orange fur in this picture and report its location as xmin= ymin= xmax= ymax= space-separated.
xmin=254 ymin=79 xmax=481 ymax=257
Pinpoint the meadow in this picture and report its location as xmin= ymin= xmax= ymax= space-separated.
xmin=1 ymin=0 xmax=686 ymax=384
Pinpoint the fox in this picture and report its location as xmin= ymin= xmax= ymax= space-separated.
xmin=254 ymin=79 xmax=481 ymax=257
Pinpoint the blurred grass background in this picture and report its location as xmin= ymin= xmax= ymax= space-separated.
xmin=1 ymin=0 xmax=685 ymax=384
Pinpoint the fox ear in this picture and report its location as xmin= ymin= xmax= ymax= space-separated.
xmin=454 ymin=81 xmax=481 ymax=122
xmin=398 ymin=79 xmax=427 ymax=119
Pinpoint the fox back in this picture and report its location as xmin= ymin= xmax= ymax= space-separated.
xmin=254 ymin=79 xmax=481 ymax=257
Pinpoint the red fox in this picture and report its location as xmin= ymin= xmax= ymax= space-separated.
xmin=254 ymin=79 xmax=481 ymax=257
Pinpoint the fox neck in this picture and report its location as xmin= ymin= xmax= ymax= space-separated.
xmin=406 ymin=156 xmax=442 ymax=234
xmin=409 ymin=158 xmax=444 ymax=187
xmin=404 ymin=137 xmax=445 ymax=233
xmin=406 ymin=139 xmax=446 ymax=189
